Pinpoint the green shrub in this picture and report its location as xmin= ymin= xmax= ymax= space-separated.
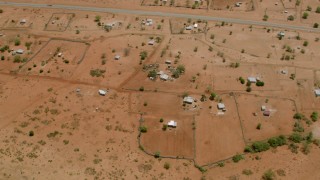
xmin=163 ymin=162 xmax=170 ymax=169
xmin=244 ymin=146 xmax=254 ymax=153
xmin=311 ymin=112 xmax=318 ymax=122
xmin=232 ymin=154 xmax=244 ymax=163
xmin=139 ymin=126 xmax=147 ymax=133
xmin=316 ymin=6 xmax=320 ymax=13
xmin=139 ymin=86 xmax=144 ymax=91
xmin=154 ymin=151 xmax=160 ymax=158
xmin=159 ymin=118 xmax=164 ymax=123
xmin=252 ymin=141 xmax=270 ymax=152
xmin=242 ymin=169 xmax=253 ymax=175
xmin=293 ymin=113 xmax=304 ymax=120
xmin=14 ymin=38 xmax=21 ymax=46
xmin=209 ymin=93 xmax=216 ymax=100
xmin=262 ymin=169 xmax=275 ymax=180
xmin=268 ymin=135 xmax=286 ymax=147
xmin=90 ymin=69 xmax=106 ymax=77
xmin=302 ymin=12 xmax=309 ymax=19
xmin=239 ymin=77 xmax=245 ymax=84
xmin=256 ymin=81 xmax=265 ymax=87
xmin=148 ymin=70 xmax=157 ymax=78
xmin=162 ymin=124 xmax=168 ymax=131
xmin=29 ymin=131 xmax=34 ymax=137
xmin=289 ymin=133 xmax=302 ymax=143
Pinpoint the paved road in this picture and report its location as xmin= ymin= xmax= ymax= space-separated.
xmin=1 ymin=1 xmax=319 ymax=32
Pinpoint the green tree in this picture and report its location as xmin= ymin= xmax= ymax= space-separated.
xmin=302 ymin=12 xmax=309 ymax=19
xmin=289 ymin=133 xmax=302 ymax=143
xmin=262 ymin=169 xmax=275 ymax=180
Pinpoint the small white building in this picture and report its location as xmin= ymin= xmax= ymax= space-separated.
xmin=167 ymin=120 xmax=177 ymax=128
xmin=20 ymin=19 xmax=27 ymax=24
xmin=278 ymin=31 xmax=285 ymax=37
xmin=16 ymin=49 xmax=24 ymax=54
xmin=160 ymin=74 xmax=169 ymax=81
xmin=98 ymin=89 xmax=107 ymax=96
xmin=193 ymin=23 xmax=198 ymax=28
xmin=247 ymin=77 xmax=257 ymax=83
xmin=217 ymin=103 xmax=226 ymax=110
xmin=165 ymin=60 xmax=171 ymax=64
xmin=261 ymin=105 xmax=266 ymax=111
xmin=114 ymin=55 xmax=121 ymax=60
xmin=146 ymin=19 xmax=153 ymax=26
xmin=57 ymin=52 xmax=62 ymax=57
xmin=183 ymin=96 xmax=194 ymax=104
xmin=185 ymin=26 xmax=193 ymax=30
xmin=315 ymin=89 xmax=320 ymax=97
xmin=148 ymin=40 xmax=155 ymax=45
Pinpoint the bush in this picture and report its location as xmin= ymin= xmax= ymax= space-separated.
xmin=94 ymin=15 xmax=101 ymax=22
xmin=154 ymin=151 xmax=160 ymax=158
xmin=252 ymin=141 xmax=270 ymax=152
xmin=163 ymin=162 xmax=170 ymax=169
xmin=13 ymin=55 xmax=21 ymax=63
xmin=262 ymin=169 xmax=275 ymax=180
xmin=139 ymin=86 xmax=144 ymax=91
xmin=244 ymin=146 xmax=254 ymax=153
xmin=14 ymin=38 xmax=21 ymax=46
xmin=314 ymin=23 xmax=319 ymax=28
xmin=311 ymin=112 xmax=318 ymax=122
xmin=303 ymin=41 xmax=308 ymax=47
xmin=302 ymin=12 xmax=309 ymax=19
xmin=287 ymin=15 xmax=294 ymax=21
xmin=162 ymin=124 xmax=168 ymax=131
xmin=148 ymin=70 xmax=157 ymax=79
xmin=289 ymin=133 xmax=302 ymax=143
xmin=209 ymin=93 xmax=216 ymax=101
xmin=160 ymin=118 xmax=164 ymax=123
xmin=293 ymin=113 xmax=304 ymax=120
xmin=90 ymin=69 xmax=106 ymax=77
xmin=256 ymin=123 xmax=261 ymax=130
xmin=0 ymin=9 xmax=3 ymax=13
xmin=301 ymin=142 xmax=311 ymax=155
xmin=268 ymin=135 xmax=286 ymax=147
xmin=288 ymin=143 xmax=299 ymax=153
xmin=139 ymin=126 xmax=147 ymax=133
xmin=140 ymin=51 xmax=148 ymax=60
xmin=242 ymin=169 xmax=253 ymax=175
xmin=256 ymin=81 xmax=265 ymax=87
xmin=232 ymin=154 xmax=244 ymax=163
xmin=176 ymin=65 xmax=185 ymax=74
xmin=29 ymin=131 xmax=34 ymax=137
xmin=316 ymin=6 xmax=320 ymax=13
xmin=239 ymin=77 xmax=245 ymax=84
xmin=246 ymin=87 xmax=252 ymax=92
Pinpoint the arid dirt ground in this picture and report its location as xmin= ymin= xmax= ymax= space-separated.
xmin=1 ymin=0 xmax=320 ymax=179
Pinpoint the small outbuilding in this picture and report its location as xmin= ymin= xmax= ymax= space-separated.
xmin=315 ymin=89 xmax=320 ymax=97
xmin=183 ymin=96 xmax=194 ymax=104
xmin=263 ymin=110 xmax=271 ymax=116
xmin=165 ymin=60 xmax=171 ymax=64
xmin=261 ymin=105 xmax=266 ymax=111
xmin=20 ymin=19 xmax=27 ymax=24
xmin=114 ymin=55 xmax=121 ymax=60
xmin=167 ymin=120 xmax=177 ymax=128
xmin=98 ymin=89 xmax=107 ymax=96
xmin=185 ymin=26 xmax=193 ymax=30
xmin=16 ymin=49 xmax=24 ymax=54
xmin=247 ymin=77 xmax=257 ymax=83
xmin=160 ymin=74 xmax=169 ymax=81
xmin=148 ymin=40 xmax=155 ymax=45
xmin=217 ymin=103 xmax=226 ymax=111
xmin=193 ymin=23 xmax=198 ymax=28
xmin=278 ymin=31 xmax=285 ymax=38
